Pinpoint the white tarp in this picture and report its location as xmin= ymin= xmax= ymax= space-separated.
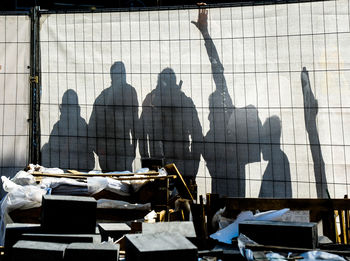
xmin=0 ymin=15 xmax=31 ymax=196
xmin=39 ymin=0 xmax=350 ymax=198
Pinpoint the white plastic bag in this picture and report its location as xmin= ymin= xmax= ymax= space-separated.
xmin=210 ymin=208 xmax=290 ymax=244
xmin=2 ymin=176 xmax=47 ymax=212
xmin=40 ymin=177 xmax=87 ymax=189
xmin=97 ymin=199 xmax=151 ymax=211
xmin=11 ymin=171 xmax=36 ymax=186
xmin=87 ymin=177 xmax=109 ymax=195
xmin=144 ymin=210 xmax=157 ymax=223
xmin=26 ymin=164 xmax=64 ymax=174
xmin=87 ymin=177 xmax=130 ymax=196
xmin=0 ymin=176 xmax=47 ymax=246
xmin=300 ymin=251 xmax=346 ymax=261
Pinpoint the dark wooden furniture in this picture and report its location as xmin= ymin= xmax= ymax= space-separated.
xmin=206 ymin=193 xmax=350 ymax=243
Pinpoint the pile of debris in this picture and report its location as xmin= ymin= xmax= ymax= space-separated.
xmin=4 ymin=194 xmax=198 ymax=261
xmin=2 ymin=164 xmax=350 ymax=260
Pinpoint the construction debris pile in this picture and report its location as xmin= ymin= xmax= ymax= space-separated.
xmin=1 ymin=164 xmax=350 ymax=260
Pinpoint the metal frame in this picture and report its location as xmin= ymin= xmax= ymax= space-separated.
xmin=0 ymin=0 xmax=333 ymax=166
xmin=29 ymin=6 xmax=41 ymax=164
xmin=38 ymin=0 xmax=330 ymax=15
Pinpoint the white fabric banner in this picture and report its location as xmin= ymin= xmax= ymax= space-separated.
xmin=0 ymin=15 xmax=31 ymax=196
xmin=40 ymin=0 xmax=350 ymax=198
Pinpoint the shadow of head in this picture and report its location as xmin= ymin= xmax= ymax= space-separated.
xmin=157 ymin=68 xmax=178 ymax=91
xmin=261 ymin=115 xmax=282 ymax=160
xmin=110 ymin=61 xmax=126 ymax=84
xmin=59 ymin=89 xmax=80 ymax=114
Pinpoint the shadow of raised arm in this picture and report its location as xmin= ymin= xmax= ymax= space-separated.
xmin=301 ymin=67 xmax=328 ymax=198
xmin=192 ymin=8 xmax=231 ymax=106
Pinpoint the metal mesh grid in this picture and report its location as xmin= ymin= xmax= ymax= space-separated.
xmin=0 ymin=14 xmax=31 ymax=196
xmin=39 ymin=0 xmax=350 ymax=198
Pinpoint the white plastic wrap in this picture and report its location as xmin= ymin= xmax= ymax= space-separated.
xmin=11 ymin=171 xmax=36 ymax=186
xmin=40 ymin=177 xmax=87 ymax=189
xmin=300 ymin=251 xmax=346 ymax=261
xmin=265 ymin=253 xmax=288 ymax=261
xmin=144 ymin=210 xmax=157 ymax=223
xmin=26 ymin=164 xmax=64 ymax=174
xmin=105 ymin=177 xmax=130 ymax=196
xmin=237 ymin=233 xmax=256 ymax=261
xmin=87 ymin=177 xmax=130 ymax=196
xmin=2 ymin=177 xmax=47 ymax=212
xmin=97 ymin=199 xmax=151 ymax=211
xmin=0 ymin=176 xmax=48 ymax=246
xmin=210 ymin=208 xmax=290 ymax=244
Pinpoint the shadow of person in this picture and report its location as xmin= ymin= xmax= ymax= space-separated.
xmin=193 ymin=8 xmax=262 ymax=197
xmin=88 ymin=61 xmax=139 ymax=172
xmin=259 ymin=116 xmax=292 ymax=198
xmin=301 ymin=67 xmax=328 ymax=198
xmin=41 ymin=89 xmax=92 ymax=171
xmin=138 ymin=68 xmax=202 ymax=179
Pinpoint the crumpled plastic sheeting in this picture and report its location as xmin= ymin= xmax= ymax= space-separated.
xmin=97 ymin=199 xmax=151 ymax=211
xmin=0 ymin=176 xmax=48 ymax=246
xmin=237 ymin=233 xmax=256 ymax=261
xmin=0 ymin=166 xmax=165 ymax=245
xmin=265 ymin=253 xmax=289 ymax=261
xmin=262 ymin=251 xmax=347 ymax=261
xmin=237 ymin=234 xmax=347 ymax=261
xmin=88 ymin=167 xmax=154 ymax=194
xmin=27 ymin=164 xmax=64 ymax=174
xmin=11 ymin=171 xmax=36 ymax=186
xmin=41 ymin=177 xmax=87 ymax=189
xmin=87 ymin=177 xmax=130 ymax=196
xmin=144 ymin=210 xmax=157 ymax=223
xmin=2 ymin=177 xmax=47 ymax=212
xmin=300 ymin=251 xmax=347 ymax=261
xmin=210 ymin=208 xmax=290 ymax=244
xmin=212 ymin=207 xmax=236 ymax=230
xmin=238 ymin=234 xmax=290 ymax=261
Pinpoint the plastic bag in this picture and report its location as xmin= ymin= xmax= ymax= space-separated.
xmin=97 ymin=199 xmax=151 ymax=211
xmin=237 ymin=234 xmax=256 ymax=261
xmin=300 ymin=251 xmax=346 ymax=261
xmin=144 ymin=210 xmax=157 ymax=223
xmin=0 ymin=176 xmax=47 ymax=246
xmin=87 ymin=177 xmax=130 ymax=196
xmin=210 ymin=208 xmax=290 ymax=244
xmin=40 ymin=177 xmax=87 ymax=190
xmin=11 ymin=170 xmax=36 ymax=186
xmin=26 ymin=164 xmax=64 ymax=174
xmin=2 ymin=176 xmax=47 ymax=212
xmin=105 ymin=178 xmax=130 ymax=196
xmin=87 ymin=177 xmax=109 ymax=195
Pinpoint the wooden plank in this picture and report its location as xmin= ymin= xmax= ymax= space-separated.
xmin=110 ymin=175 xmax=177 ymax=181
xmin=340 ymin=210 xmax=346 ymax=244
xmin=164 ymin=164 xmax=194 ymax=201
xmin=33 ymin=174 xmax=177 ymax=181
xmin=32 ymin=171 xmax=159 ymax=177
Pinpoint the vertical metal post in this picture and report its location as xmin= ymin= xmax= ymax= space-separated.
xmin=29 ymin=6 xmax=41 ymax=164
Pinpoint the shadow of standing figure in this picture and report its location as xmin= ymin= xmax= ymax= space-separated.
xmin=259 ymin=116 xmax=292 ymax=198
xmin=41 ymin=89 xmax=92 ymax=171
xmin=193 ymin=8 xmax=262 ymax=197
xmin=301 ymin=67 xmax=328 ymax=198
xmin=138 ymin=68 xmax=203 ymax=178
xmin=88 ymin=61 xmax=139 ymax=172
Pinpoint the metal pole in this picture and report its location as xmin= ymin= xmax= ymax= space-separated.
xmin=29 ymin=6 xmax=41 ymax=164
